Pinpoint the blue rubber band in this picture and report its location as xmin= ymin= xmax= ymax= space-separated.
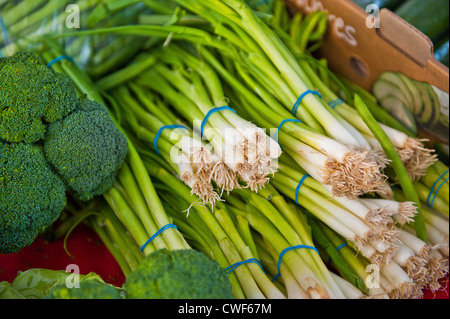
xmin=427 ymin=169 xmax=449 ymax=207
xmin=140 ymin=224 xmax=178 ymax=252
xmin=295 ymin=174 xmax=310 ymax=204
xmin=0 ymin=17 xmax=9 ymax=56
xmin=429 ymin=176 xmax=449 ymax=208
xmin=200 ymin=106 xmax=236 ymax=137
xmin=153 ymin=124 xmax=189 ymax=155
xmin=274 ymin=119 xmax=302 ymax=145
xmin=225 ymin=258 xmax=266 ymax=274
xmin=336 ymin=242 xmax=348 ymax=251
xmin=46 ymin=55 xmax=75 ymax=68
xmin=272 ymin=245 xmax=319 ymax=281
xmin=328 ymin=242 xmax=349 ymax=264
xmin=291 ymin=90 xmax=322 ymax=115
xmin=328 ymin=98 xmax=345 ymax=109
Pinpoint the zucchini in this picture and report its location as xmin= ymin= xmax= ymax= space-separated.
xmin=351 ymin=0 xmax=404 ymax=10
xmin=435 ymin=34 xmax=449 ymax=67
xmin=379 ymin=94 xmax=417 ymax=134
xmin=395 ymin=0 xmax=449 ymax=42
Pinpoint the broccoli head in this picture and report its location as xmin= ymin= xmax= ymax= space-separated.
xmin=44 ymin=97 xmax=128 ymax=202
xmin=123 ymin=249 xmax=234 ymax=299
xmin=0 ymin=51 xmax=78 ymax=143
xmin=0 ymin=142 xmax=67 ymax=254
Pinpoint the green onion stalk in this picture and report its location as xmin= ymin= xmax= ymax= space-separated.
xmin=322 ymin=220 xmax=432 ymax=299
xmin=393 ymin=188 xmax=449 ymax=292
xmin=270 ymin=159 xmax=402 ymax=268
xmin=111 ymin=83 xmax=225 ymax=206
xmin=53 ymin=11 xmax=391 ymax=200
xmin=167 ymin=0 xmax=392 ymax=198
xmin=143 ymin=157 xmax=287 ymax=299
xmin=311 ymin=219 xmax=392 ymax=299
xmin=133 ymin=50 xmax=281 ymax=190
xmin=0 ymin=0 xmax=103 ymax=54
xmin=219 ymin=189 xmax=345 ymax=299
xmin=0 ymin=0 xmax=148 ymax=79
xmin=37 ymin=40 xmax=196 ymax=256
xmin=265 ymin=6 xmax=439 ymax=183
xmin=36 ymin=41 xmax=286 ymax=299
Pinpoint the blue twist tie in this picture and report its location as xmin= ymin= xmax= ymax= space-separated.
xmin=272 ymin=245 xmax=319 ymax=281
xmin=328 ymin=98 xmax=345 ymax=109
xmin=427 ymin=169 xmax=449 ymax=208
xmin=295 ymin=174 xmax=310 ymax=204
xmin=46 ymin=55 xmax=75 ymax=68
xmin=140 ymin=224 xmax=178 ymax=252
xmin=224 ymin=258 xmax=266 ymax=274
xmin=153 ymin=124 xmax=189 ymax=155
xmin=274 ymin=119 xmax=302 ymax=145
xmin=291 ymin=90 xmax=322 ymax=115
xmin=200 ymin=106 xmax=236 ymax=137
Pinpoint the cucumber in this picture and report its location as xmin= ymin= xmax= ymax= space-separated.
xmin=395 ymin=0 xmax=449 ymax=42
xmin=415 ymin=83 xmax=435 ymax=124
xmin=378 ymin=72 xmax=416 ymax=112
xmin=435 ymin=34 xmax=449 ymax=67
xmin=396 ymin=73 xmax=424 ymax=116
xmin=373 ymin=78 xmax=410 ymax=106
xmin=424 ymin=83 xmax=442 ymax=125
xmin=351 ymin=0 xmax=404 ymax=10
xmin=379 ymin=94 xmax=417 ymax=134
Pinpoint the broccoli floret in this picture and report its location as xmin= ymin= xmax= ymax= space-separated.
xmin=123 ymin=249 xmax=234 ymax=299
xmin=0 ymin=51 xmax=78 ymax=143
xmin=44 ymin=97 xmax=128 ymax=201
xmin=0 ymin=142 xmax=67 ymax=254
xmin=45 ymin=281 xmax=123 ymax=299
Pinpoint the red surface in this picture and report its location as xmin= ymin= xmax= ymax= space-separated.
xmin=0 ymin=225 xmax=448 ymax=299
xmin=0 ymin=224 xmax=126 ymax=287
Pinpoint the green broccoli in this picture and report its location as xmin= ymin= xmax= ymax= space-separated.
xmin=0 ymin=142 xmax=67 ymax=254
xmin=0 ymin=51 xmax=128 ymax=254
xmin=0 ymin=51 xmax=78 ymax=143
xmin=123 ymin=249 xmax=234 ymax=299
xmin=44 ymin=97 xmax=128 ymax=201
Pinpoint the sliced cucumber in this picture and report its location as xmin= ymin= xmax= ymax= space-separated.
xmin=379 ymin=94 xmax=417 ymax=134
xmin=378 ymin=72 xmax=416 ymax=109
xmin=373 ymin=78 xmax=410 ymax=106
xmin=396 ymin=72 xmax=424 ymax=116
xmin=415 ymin=83 xmax=434 ymax=124
xmin=424 ymin=83 xmax=442 ymax=125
